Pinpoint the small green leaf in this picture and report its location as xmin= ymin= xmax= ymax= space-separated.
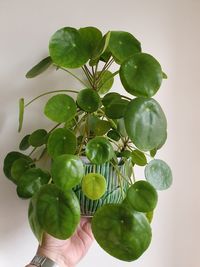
xmin=82 ymin=173 xmax=107 ymax=200
xmin=124 ymin=98 xmax=167 ymax=151
xmin=77 ymin=88 xmax=100 ymax=113
xmin=150 ymin=148 xmax=157 ymax=157
xmin=29 ymin=129 xmax=48 ymax=147
xmin=44 ymin=94 xmax=77 ymax=123
xmin=79 ymin=27 xmax=102 ymax=58
xmin=51 ymin=154 xmax=84 ymax=190
xmin=107 ymin=129 xmax=120 ymax=141
xmin=126 ymin=181 xmax=158 ymax=212
xmin=131 ymin=150 xmax=147 ymax=166
xmin=19 ymin=134 xmax=31 ymax=150
xmin=92 ymin=204 xmax=152 ymax=261
xmin=49 ymin=27 xmax=90 ymax=68
xmin=109 ymin=31 xmax=141 ymax=64
xmin=120 ymin=53 xmax=163 ymax=98
xmin=86 ymin=136 xmax=114 ymax=164
xmin=162 ymin=72 xmax=168 ymax=79
xmin=146 ymin=211 xmax=154 ymax=223
xmin=92 ymin=31 xmax=111 ymax=60
xmin=98 ymin=70 xmax=114 ymax=95
xmin=47 ymin=128 xmax=77 ymax=159
xmin=105 ymin=99 xmax=129 ymax=119
xmin=26 ymin=57 xmax=52 ymax=78
xmin=102 ymin=92 xmax=121 ymax=108
xmin=36 ymin=184 xmax=80 ymax=239
xmin=145 ymin=159 xmax=173 ymax=190
xmin=18 ymin=98 xmax=24 ymax=132
xmin=17 ymin=168 xmax=51 ymax=199
xmin=94 ymin=120 xmax=111 ymax=136
xmin=11 ymin=158 xmax=32 ymax=182
xmin=3 ymin=151 xmax=33 ymax=184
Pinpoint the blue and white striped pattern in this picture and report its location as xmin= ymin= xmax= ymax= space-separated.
xmin=74 ymin=160 xmax=129 ymax=216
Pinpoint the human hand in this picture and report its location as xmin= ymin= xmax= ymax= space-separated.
xmin=36 ymin=217 xmax=94 ymax=267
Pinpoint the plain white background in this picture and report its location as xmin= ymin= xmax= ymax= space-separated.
xmin=0 ymin=0 xmax=199 ymax=266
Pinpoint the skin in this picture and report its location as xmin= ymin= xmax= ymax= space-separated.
xmin=26 ymin=218 xmax=93 ymax=267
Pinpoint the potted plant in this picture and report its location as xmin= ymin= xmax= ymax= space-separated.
xmin=3 ymin=26 xmax=173 ymax=262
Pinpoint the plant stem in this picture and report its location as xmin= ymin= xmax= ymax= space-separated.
xmin=25 ymin=89 xmax=78 ymax=107
xmin=58 ymin=66 xmax=88 ymax=87
xmin=81 ymin=66 xmax=93 ymax=87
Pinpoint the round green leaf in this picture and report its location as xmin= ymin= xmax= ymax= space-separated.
xmin=102 ymin=92 xmax=121 ymax=107
xmin=11 ymin=158 xmax=32 ymax=182
xmin=126 ymin=181 xmax=158 ymax=212
xmin=92 ymin=204 xmax=152 ymax=261
xmin=3 ymin=151 xmax=33 ymax=184
xmin=79 ymin=27 xmax=102 ymax=58
xmin=107 ymin=129 xmax=120 ymax=141
xmin=26 ymin=56 xmax=52 ymax=78
xmin=47 ymin=128 xmax=77 ymax=159
xmin=131 ymin=150 xmax=147 ymax=166
xmin=36 ymin=184 xmax=80 ymax=239
xmin=145 ymin=159 xmax=173 ymax=190
xmin=86 ymin=137 xmax=114 ymax=164
xmin=124 ymin=98 xmax=167 ymax=151
xmin=109 ymin=31 xmax=141 ymax=64
xmin=19 ymin=134 xmax=31 ymax=150
xmin=82 ymin=173 xmax=106 ymax=200
xmin=105 ymin=99 xmax=129 ymax=119
xmin=94 ymin=120 xmax=111 ymax=136
xmin=98 ymin=70 xmax=114 ymax=95
xmin=49 ymin=27 xmax=90 ymax=68
xmin=77 ymin=88 xmax=100 ymax=112
xmin=51 ymin=154 xmax=84 ymax=190
xmin=29 ymin=129 xmax=47 ymax=147
xmin=28 ymin=195 xmax=44 ymax=243
xmin=44 ymin=94 xmax=76 ymax=123
xmin=17 ymin=168 xmax=51 ymax=199
xmin=120 ymin=53 xmax=163 ymax=97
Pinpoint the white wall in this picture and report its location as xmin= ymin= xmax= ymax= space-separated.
xmin=0 ymin=0 xmax=199 ymax=266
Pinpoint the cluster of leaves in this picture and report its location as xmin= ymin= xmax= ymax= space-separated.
xmin=3 ymin=26 xmax=173 ymax=262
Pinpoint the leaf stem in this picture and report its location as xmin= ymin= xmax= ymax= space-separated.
xmin=25 ymin=89 xmax=78 ymax=107
xmin=58 ymin=66 xmax=88 ymax=87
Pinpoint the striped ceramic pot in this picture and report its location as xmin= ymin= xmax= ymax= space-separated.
xmin=73 ymin=158 xmax=129 ymax=217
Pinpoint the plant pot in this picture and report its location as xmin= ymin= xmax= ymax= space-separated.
xmin=73 ymin=157 xmax=129 ymax=216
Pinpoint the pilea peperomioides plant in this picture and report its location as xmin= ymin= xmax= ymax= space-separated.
xmin=3 ymin=26 xmax=173 ymax=262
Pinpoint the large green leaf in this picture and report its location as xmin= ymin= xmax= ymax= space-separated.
xmin=28 ymin=195 xmax=44 ymax=243
xmin=3 ymin=151 xmax=33 ymax=184
xmin=26 ymin=57 xmax=52 ymax=78
xmin=36 ymin=184 xmax=80 ymax=239
xmin=51 ymin=154 xmax=84 ymax=190
xmin=47 ymin=128 xmax=77 ymax=159
xmin=17 ymin=168 xmax=51 ymax=199
xmin=49 ymin=27 xmax=90 ymax=68
xmin=109 ymin=31 xmax=141 ymax=64
xmin=126 ymin=181 xmax=158 ymax=212
xmin=120 ymin=53 xmax=163 ymax=97
xmin=102 ymin=92 xmax=121 ymax=107
xmin=44 ymin=94 xmax=76 ymax=123
xmin=79 ymin=27 xmax=102 ymax=58
xmin=82 ymin=173 xmax=107 ymax=200
xmin=86 ymin=137 xmax=114 ymax=164
xmin=124 ymin=98 xmax=167 ymax=151
xmin=77 ymin=88 xmax=100 ymax=113
xmin=92 ymin=204 xmax=152 ymax=261
xmin=145 ymin=159 xmax=173 ymax=190
xmin=29 ymin=129 xmax=48 ymax=147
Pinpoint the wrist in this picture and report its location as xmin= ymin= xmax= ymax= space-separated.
xmin=37 ymin=247 xmax=69 ymax=267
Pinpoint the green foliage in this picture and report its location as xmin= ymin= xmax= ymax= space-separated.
xmin=4 ymin=26 xmax=172 ymax=263
xmin=82 ymin=173 xmax=107 ymax=200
